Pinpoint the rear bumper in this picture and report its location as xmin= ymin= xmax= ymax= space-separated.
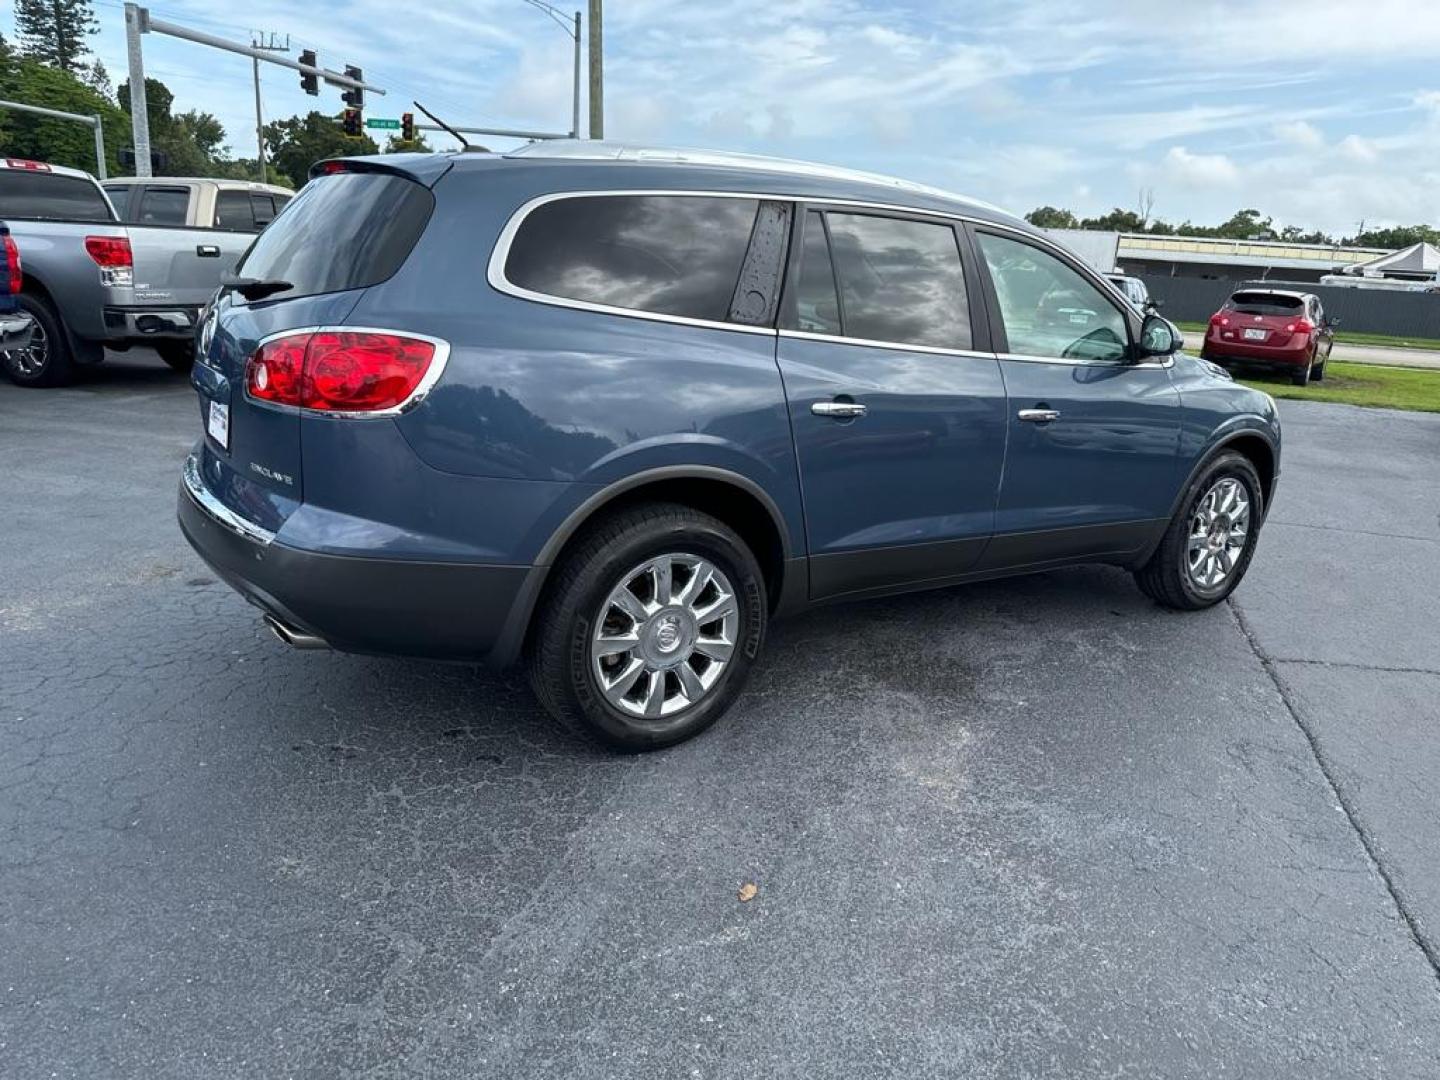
xmin=1202 ymin=332 xmax=1311 ymax=368
xmin=103 ymin=305 xmax=201 ymax=342
xmin=177 ymin=452 xmax=536 ymax=665
xmin=0 ymin=310 xmax=33 ymax=351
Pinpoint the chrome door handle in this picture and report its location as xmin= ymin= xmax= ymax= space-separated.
xmin=1018 ymin=408 xmax=1060 ymax=423
xmin=812 ymin=401 xmax=867 ymax=419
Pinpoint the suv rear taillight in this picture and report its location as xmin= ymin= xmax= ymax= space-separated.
xmin=3 ymin=234 xmax=20 ymax=295
xmin=245 ymin=330 xmax=443 ymax=414
xmin=1285 ymin=319 xmax=1313 ymax=336
xmin=84 ymin=235 xmax=134 ymax=287
xmin=1210 ymin=313 xmax=1229 ymax=328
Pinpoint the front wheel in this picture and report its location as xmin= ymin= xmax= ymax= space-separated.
xmin=526 ymin=503 xmax=767 ymax=751
xmin=1134 ymin=450 xmax=1264 ymax=610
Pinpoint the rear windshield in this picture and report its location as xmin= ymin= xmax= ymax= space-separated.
xmin=0 ymin=170 xmax=116 ymax=222
xmin=1227 ymin=292 xmax=1303 ymax=316
xmin=236 ymin=171 xmax=432 ymax=300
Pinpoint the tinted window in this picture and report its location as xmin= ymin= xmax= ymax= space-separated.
xmin=0 ymin=170 xmax=115 ymax=222
xmin=103 ymin=185 xmax=133 ymax=219
xmin=137 ymin=186 xmax=189 ymax=225
xmin=792 ymin=211 xmax=841 ymax=335
xmin=214 ymin=189 xmax=254 ymax=231
xmin=1228 ymin=292 xmax=1303 ymax=316
xmin=505 ymin=195 xmax=759 ymax=322
xmin=826 ymin=213 xmax=971 ymax=349
xmin=237 ymin=171 xmax=434 ymax=301
xmin=977 ymin=232 xmax=1128 ymax=363
xmin=250 ymin=193 xmax=277 ymax=228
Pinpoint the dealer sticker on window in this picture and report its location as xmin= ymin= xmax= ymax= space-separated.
xmin=207 ymin=399 xmax=230 ymax=450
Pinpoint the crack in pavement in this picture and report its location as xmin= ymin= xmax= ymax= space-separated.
xmin=1266 ymin=520 xmax=1440 ymax=545
xmin=1227 ymin=594 xmax=1440 ymax=989
xmin=1268 ymin=658 xmax=1440 ymax=677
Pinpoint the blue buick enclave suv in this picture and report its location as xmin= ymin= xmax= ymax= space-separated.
xmin=178 ymin=143 xmax=1281 ymax=750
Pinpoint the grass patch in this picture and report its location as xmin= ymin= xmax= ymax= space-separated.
xmin=1175 ymin=321 xmax=1440 ymax=352
xmin=1233 ymin=362 xmax=1440 ymax=413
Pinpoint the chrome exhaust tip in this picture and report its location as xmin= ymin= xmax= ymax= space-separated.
xmin=264 ymin=614 xmax=329 ymax=650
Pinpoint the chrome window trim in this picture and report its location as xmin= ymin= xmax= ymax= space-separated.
xmin=996 ymin=350 xmax=1175 ymax=370
xmin=243 ymin=326 xmax=453 ymax=419
xmin=486 ymin=189 xmax=1140 ymax=352
xmin=182 ymin=451 xmax=276 ymax=546
xmin=779 ymin=328 xmax=992 ymax=360
xmin=486 ymin=191 xmax=778 ymax=338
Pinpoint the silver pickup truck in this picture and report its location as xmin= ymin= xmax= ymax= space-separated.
xmin=0 ymin=158 xmax=263 ymax=386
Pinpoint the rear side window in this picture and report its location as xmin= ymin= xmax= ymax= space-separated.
xmin=214 ymin=189 xmax=254 ymax=231
xmin=1227 ymin=292 xmax=1303 ymax=316
xmin=826 ymin=213 xmax=971 ymax=349
xmin=0 ymin=170 xmax=115 ymax=222
xmin=103 ymin=185 xmax=133 ymax=219
xmin=504 ymin=195 xmax=760 ymax=323
xmin=237 ymin=171 xmax=434 ymax=300
xmin=137 ymin=186 xmax=189 ymax=225
xmin=250 ymin=194 xmax=278 ymax=228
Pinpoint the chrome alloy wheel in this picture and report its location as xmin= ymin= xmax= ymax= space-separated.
xmin=6 ymin=317 xmax=47 ymax=379
xmin=1186 ymin=477 xmax=1251 ymax=589
xmin=591 ymin=553 xmax=739 ymax=719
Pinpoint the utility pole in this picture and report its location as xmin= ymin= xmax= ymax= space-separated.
xmin=251 ymin=34 xmax=289 ymax=184
xmin=572 ymin=11 xmax=581 ymax=139
xmin=588 ymin=0 xmax=603 ymax=139
xmin=123 ymin=3 xmax=152 ymax=177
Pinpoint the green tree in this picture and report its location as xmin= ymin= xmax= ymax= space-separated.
xmin=14 ymin=0 xmax=98 ymax=73
xmin=384 ymin=131 xmax=433 ymax=154
xmin=263 ymin=111 xmax=378 ymax=187
xmin=1345 ymin=224 xmax=1440 ymax=249
xmin=1024 ymin=206 xmax=1078 ymax=229
xmin=1079 ymin=208 xmax=1149 ymax=233
xmin=118 ymin=76 xmax=234 ymax=176
xmin=0 ymin=50 xmax=127 ymax=174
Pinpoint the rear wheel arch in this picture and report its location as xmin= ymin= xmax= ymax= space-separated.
xmin=536 ymin=468 xmax=791 ymax=612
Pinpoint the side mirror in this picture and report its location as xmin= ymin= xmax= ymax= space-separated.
xmin=1327 ymin=316 xmax=1341 ymax=328
xmin=1145 ymin=297 xmax=1165 ymax=311
xmin=1137 ymin=312 xmax=1179 ymax=358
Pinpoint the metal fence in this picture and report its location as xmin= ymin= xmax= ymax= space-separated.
xmin=1137 ymin=275 xmax=1440 ymax=339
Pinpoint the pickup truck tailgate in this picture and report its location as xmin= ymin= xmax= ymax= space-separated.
xmin=126 ymin=226 xmax=251 ymax=307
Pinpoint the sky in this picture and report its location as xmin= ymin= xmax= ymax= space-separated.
xmin=8 ymin=0 xmax=1440 ymax=236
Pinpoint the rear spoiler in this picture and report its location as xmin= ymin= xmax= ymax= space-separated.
xmin=308 ymin=154 xmax=455 ymax=189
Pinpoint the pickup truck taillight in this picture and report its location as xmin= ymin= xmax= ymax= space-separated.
xmin=84 ymin=236 xmax=134 ymax=288
xmin=244 ymin=330 xmax=443 ymax=414
xmin=3 ymin=234 xmax=19 ymax=295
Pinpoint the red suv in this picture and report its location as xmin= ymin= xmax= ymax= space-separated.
xmin=1201 ymin=288 xmax=1336 ymax=386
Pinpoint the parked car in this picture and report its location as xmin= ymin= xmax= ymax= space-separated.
xmin=1105 ymin=271 xmax=1160 ymax=313
xmin=1201 ymin=288 xmax=1336 ymax=386
xmin=101 ymin=177 xmax=293 ymax=233
xmin=0 ymin=158 xmax=256 ymax=386
xmin=0 ymin=222 xmax=35 ymax=353
xmin=177 ymin=144 xmax=1282 ymax=751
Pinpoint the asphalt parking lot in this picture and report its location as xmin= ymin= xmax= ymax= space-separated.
xmin=3 ymin=351 xmax=1439 ymax=1078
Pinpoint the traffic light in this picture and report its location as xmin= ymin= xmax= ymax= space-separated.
xmin=341 ymin=109 xmax=362 ymax=137
xmin=299 ymin=49 xmax=318 ymax=96
xmin=401 ymin=112 xmax=415 ymax=141
xmin=341 ymin=65 xmax=363 ymax=110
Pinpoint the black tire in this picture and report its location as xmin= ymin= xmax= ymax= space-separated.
xmin=3 ymin=293 xmax=75 ymax=387
xmin=156 ymin=341 xmax=195 ymax=373
xmin=1134 ymin=450 xmax=1264 ymax=611
xmin=1311 ymin=352 xmax=1326 ymax=381
xmin=1291 ymin=353 xmax=1312 ymax=387
xmin=526 ymin=502 xmax=768 ymax=752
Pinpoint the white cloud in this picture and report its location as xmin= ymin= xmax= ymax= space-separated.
xmin=1273 ymin=120 xmax=1324 ymax=149
xmin=1163 ymin=146 xmax=1241 ymax=187
xmin=1338 ymin=134 xmax=1379 ymax=163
